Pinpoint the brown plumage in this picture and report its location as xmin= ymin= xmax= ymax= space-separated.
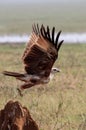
xmin=0 ymin=100 xmax=39 ymax=130
xmin=3 ymin=24 xmax=64 ymax=89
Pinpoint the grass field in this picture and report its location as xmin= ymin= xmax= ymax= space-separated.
xmin=0 ymin=43 xmax=86 ymax=130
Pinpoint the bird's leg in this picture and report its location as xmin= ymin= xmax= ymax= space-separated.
xmin=20 ymin=82 xmax=35 ymax=89
xmin=17 ymin=80 xmax=34 ymax=97
xmin=17 ymin=75 xmax=41 ymax=92
xmin=17 ymin=88 xmax=23 ymax=97
xmin=20 ymin=76 xmax=41 ymax=89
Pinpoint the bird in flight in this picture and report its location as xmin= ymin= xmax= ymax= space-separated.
xmin=3 ymin=24 xmax=64 ymax=89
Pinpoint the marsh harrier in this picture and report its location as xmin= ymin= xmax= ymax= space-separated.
xmin=3 ymin=24 xmax=63 ymax=89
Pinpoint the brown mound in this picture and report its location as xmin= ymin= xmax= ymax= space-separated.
xmin=0 ymin=100 xmax=39 ymax=130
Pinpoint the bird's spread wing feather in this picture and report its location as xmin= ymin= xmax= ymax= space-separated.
xmin=22 ymin=24 xmax=63 ymax=77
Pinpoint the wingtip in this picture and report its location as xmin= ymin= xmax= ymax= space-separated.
xmin=32 ymin=23 xmax=40 ymax=35
xmin=57 ymin=40 xmax=64 ymax=51
xmin=32 ymin=23 xmax=64 ymax=51
xmin=52 ymin=27 xmax=55 ymax=43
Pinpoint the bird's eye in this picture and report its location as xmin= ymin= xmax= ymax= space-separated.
xmin=53 ymin=68 xmax=57 ymax=71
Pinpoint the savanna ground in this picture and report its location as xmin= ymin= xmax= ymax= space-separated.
xmin=0 ymin=43 xmax=86 ymax=130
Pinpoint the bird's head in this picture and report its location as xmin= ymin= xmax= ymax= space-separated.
xmin=51 ymin=67 xmax=61 ymax=74
xmin=50 ymin=67 xmax=61 ymax=80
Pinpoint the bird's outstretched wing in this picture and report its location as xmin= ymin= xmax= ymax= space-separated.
xmin=22 ymin=24 xmax=63 ymax=77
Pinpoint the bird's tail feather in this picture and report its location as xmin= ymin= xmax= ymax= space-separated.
xmin=3 ymin=71 xmax=25 ymax=77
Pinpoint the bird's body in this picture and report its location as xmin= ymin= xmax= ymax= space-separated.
xmin=3 ymin=71 xmax=50 ymax=89
xmin=3 ymin=24 xmax=63 ymax=89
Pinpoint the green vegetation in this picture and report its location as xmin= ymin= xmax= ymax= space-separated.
xmin=0 ymin=43 xmax=86 ymax=130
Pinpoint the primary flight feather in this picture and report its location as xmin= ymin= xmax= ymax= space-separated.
xmin=3 ymin=24 xmax=64 ymax=89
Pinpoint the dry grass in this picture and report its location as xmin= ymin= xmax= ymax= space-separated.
xmin=0 ymin=43 xmax=86 ymax=130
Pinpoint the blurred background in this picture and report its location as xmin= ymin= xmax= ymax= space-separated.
xmin=0 ymin=0 xmax=86 ymax=43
